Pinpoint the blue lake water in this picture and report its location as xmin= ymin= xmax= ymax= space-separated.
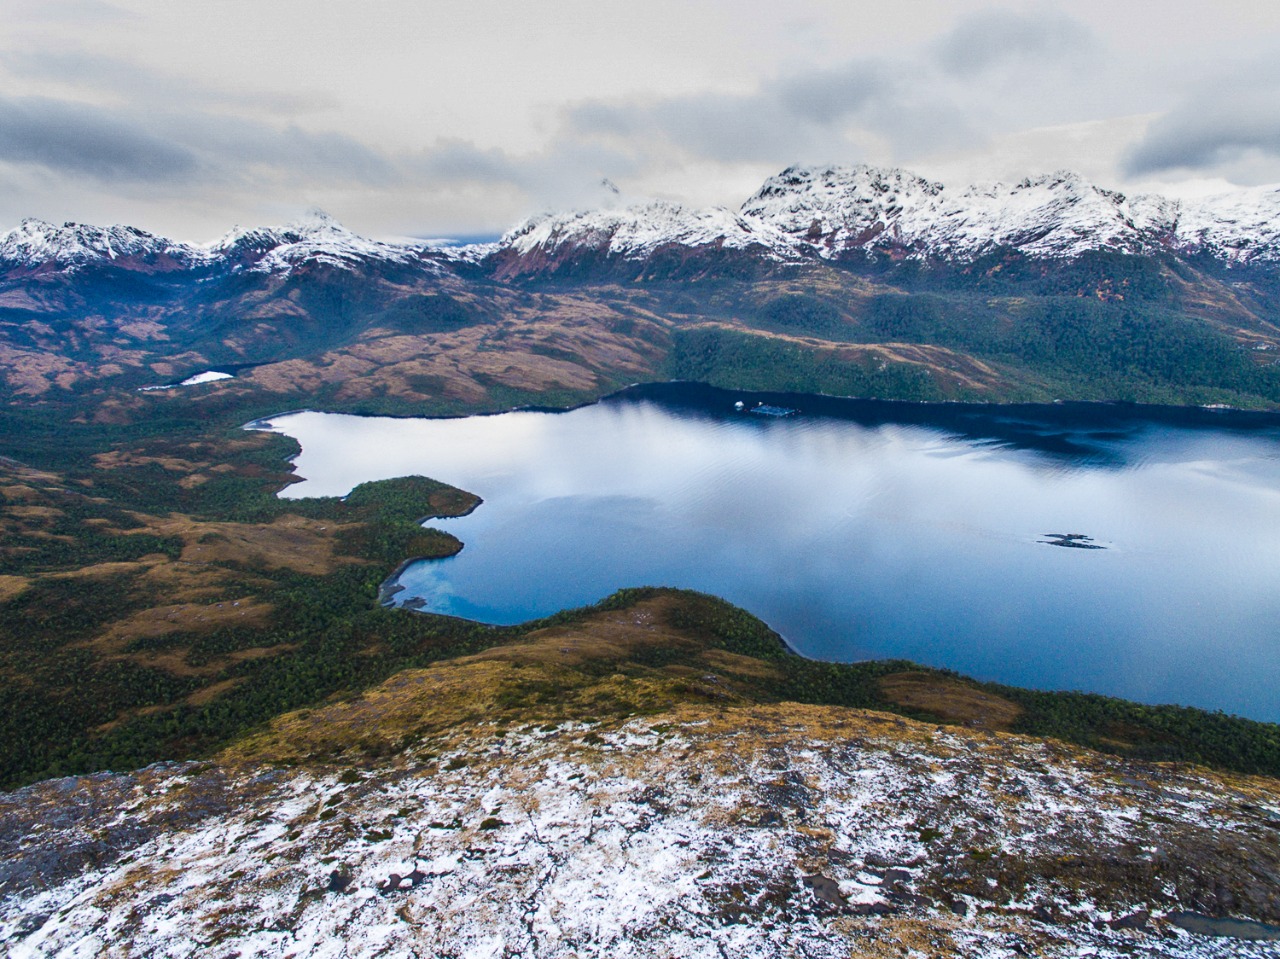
xmin=256 ymin=383 xmax=1280 ymax=721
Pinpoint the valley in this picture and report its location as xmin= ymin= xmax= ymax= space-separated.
xmin=2 ymin=165 xmax=1280 ymax=956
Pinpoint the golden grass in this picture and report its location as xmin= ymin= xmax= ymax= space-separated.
xmin=0 ymin=575 xmax=30 ymax=602
xmin=88 ymin=598 xmax=274 ymax=651
xmin=877 ymin=671 xmax=1023 ymax=731
xmin=124 ymin=513 xmax=364 ymax=577
xmin=223 ymin=596 xmax=782 ymax=764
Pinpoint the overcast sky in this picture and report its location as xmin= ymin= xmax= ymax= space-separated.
xmin=3 ymin=0 xmax=1279 ymax=240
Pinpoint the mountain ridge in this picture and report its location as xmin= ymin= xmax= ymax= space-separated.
xmin=7 ymin=165 xmax=1280 ymax=279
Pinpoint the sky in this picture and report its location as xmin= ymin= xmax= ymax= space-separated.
xmin=3 ymin=0 xmax=1279 ymax=241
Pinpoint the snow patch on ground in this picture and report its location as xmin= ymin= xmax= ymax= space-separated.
xmin=138 ymin=370 xmax=234 ymax=391
xmin=1 ymin=708 xmax=1276 ymax=957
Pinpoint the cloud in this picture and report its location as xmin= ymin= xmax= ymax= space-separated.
xmin=565 ymin=56 xmax=974 ymax=169
xmin=0 ymin=80 xmax=637 ymax=231
xmin=771 ymin=61 xmax=895 ymax=124
xmin=8 ymin=0 xmax=134 ymax=25
xmin=0 ymin=49 xmax=335 ymax=116
xmin=1122 ymin=53 xmax=1280 ymax=182
xmin=415 ymin=139 xmax=526 ymax=184
xmin=0 ymin=86 xmax=406 ymax=193
xmin=0 ymin=96 xmax=198 ymax=182
xmin=934 ymin=8 xmax=1094 ymax=77
xmin=162 ymin=113 xmax=398 ymax=185
xmin=1125 ymin=106 xmax=1280 ymax=178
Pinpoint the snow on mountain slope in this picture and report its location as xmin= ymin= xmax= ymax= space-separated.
xmin=0 ymin=219 xmax=205 ymax=272
xmin=5 ymin=171 xmax=1280 ymax=279
xmin=210 ymin=210 xmax=424 ymax=275
xmin=739 ymin=164 xmax=947 ymax=253
xmin=1170 ymin=185 xmax=1280 ymax=264
xmin=489 ymin=165 xmax=1280 ymax=269
xmin=923 ymin=173 xmax=1147 ymax=258
xmin=0 ymin=212 xmax=430 ymax=278
xmin=501 ymin=200 xmax=799 ymax=261
xmin=740 ymin=165 xmax=1280 ymax=264
xmin=742 ymin=167 xmax=1152 ymax=260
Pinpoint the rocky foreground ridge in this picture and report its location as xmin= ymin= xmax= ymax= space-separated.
xmin=2 ymin=596 xmax=1278 ymax=958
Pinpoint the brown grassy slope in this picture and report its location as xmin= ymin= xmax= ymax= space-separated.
xmin=0 ymin=435 xmax=477 ymax=728
xmin=225 ymin=595 xmax=1019 ymax=766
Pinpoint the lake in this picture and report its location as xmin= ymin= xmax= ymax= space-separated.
xmin=254 ymin=383 xmax=1280 ymax=722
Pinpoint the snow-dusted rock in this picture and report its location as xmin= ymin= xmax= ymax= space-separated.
xmin=210 ymin=210 xmax=424 ymax=275
xmin=501 ymin=200 xmax=798 ymax=262
xmin=2 ymin=706 xmax=1276 ymax=957
xmin=0 ymin=219 xmax=206 ymax=272
xmin=740 ymin=164 xmax=947 ymax=253
xmin=746 ymin=166 xmax=1158 ymax=260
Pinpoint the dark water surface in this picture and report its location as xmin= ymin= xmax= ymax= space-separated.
xmin=257 ymin=383 xmax=1280 ymax=721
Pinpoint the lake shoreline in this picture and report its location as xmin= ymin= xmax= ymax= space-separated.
xmin=244 ymin=379 xmax=1280 ymax=431
xmin=263 ymin=380 xmax=1280 ymax=723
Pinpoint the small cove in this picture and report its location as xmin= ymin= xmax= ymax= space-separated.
xmin=254 ymin=383 xmax=1280 ymax=722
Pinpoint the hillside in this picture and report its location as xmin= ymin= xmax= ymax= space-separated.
xmin=2 ymin=592 xmax=1279 ymax=957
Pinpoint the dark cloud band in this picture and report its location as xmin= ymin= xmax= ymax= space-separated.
xmin=0 ymin=96 xmax=197 ymax=182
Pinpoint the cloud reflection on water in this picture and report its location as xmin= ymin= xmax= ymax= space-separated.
xmin=259 ymin=384 xmax=1280 ymax=721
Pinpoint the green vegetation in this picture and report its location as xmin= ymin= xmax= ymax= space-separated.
xmin=667 ymin=327 xmax=946 ymax=401
xmin=665 ymin=277 xmax=1280 ymax=408
xmin=375 ymin=293 xmax=488 ymax=335
xmin=608 ymin=588 xmax=1280 ymax=777
xmin=757 ymin=293 xmax=851 ymax=339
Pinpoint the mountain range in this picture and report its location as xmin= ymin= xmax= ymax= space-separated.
xmin=7 ymin=165 xmax=1280 ymax=276
xmin=3 ymin=164 xmax=1280 ymax=415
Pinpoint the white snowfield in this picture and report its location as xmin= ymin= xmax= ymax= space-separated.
xmin=210 ymin=210 xmax=424 ymax=275
xmin=0 ymin=210 xmax=428 ymax=277
xmin=0 ymin=218 xmax=204 ymax=270
xmin=501 ymin=200 xmax=800 ymax=261
xmin=2 ymin=708 xmax=1276 ymax=958
xmin=4 ymin=166 xmax=1280 ymax=277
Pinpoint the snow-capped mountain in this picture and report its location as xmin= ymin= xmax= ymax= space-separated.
xmin=739 ymin=165 xmax=1280 ymax=264
xmin=210 ymin=210 xmax=424 ymax=275
xmin=0 ymin=211 xmax=429 ymax=278
xmin=501 ymin=200 xmax=798 ymax=261
xmin=0 ymin=219 xmax=204 ymax=273
xmin=6 ymin=168 xmax=1280 ymax=283
xmin=740 ymin=165 xmax=948 ymax=253
xmin=487 ymin=165 xmax=1280 ymax=270
xmin=1161 ymin=185 xmax=1280 ymax=263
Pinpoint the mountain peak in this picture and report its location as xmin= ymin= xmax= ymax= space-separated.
xmin=500 ymin=200 xmax=796 ymax=264
xmin=0 ymin=218 xmax=196 ymax=271
xmin=286 ymin=208 xmax=346 ymax=236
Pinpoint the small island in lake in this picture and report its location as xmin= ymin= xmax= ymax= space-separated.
xmin=1041 ymin=532 xmax=1107 ymax=549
